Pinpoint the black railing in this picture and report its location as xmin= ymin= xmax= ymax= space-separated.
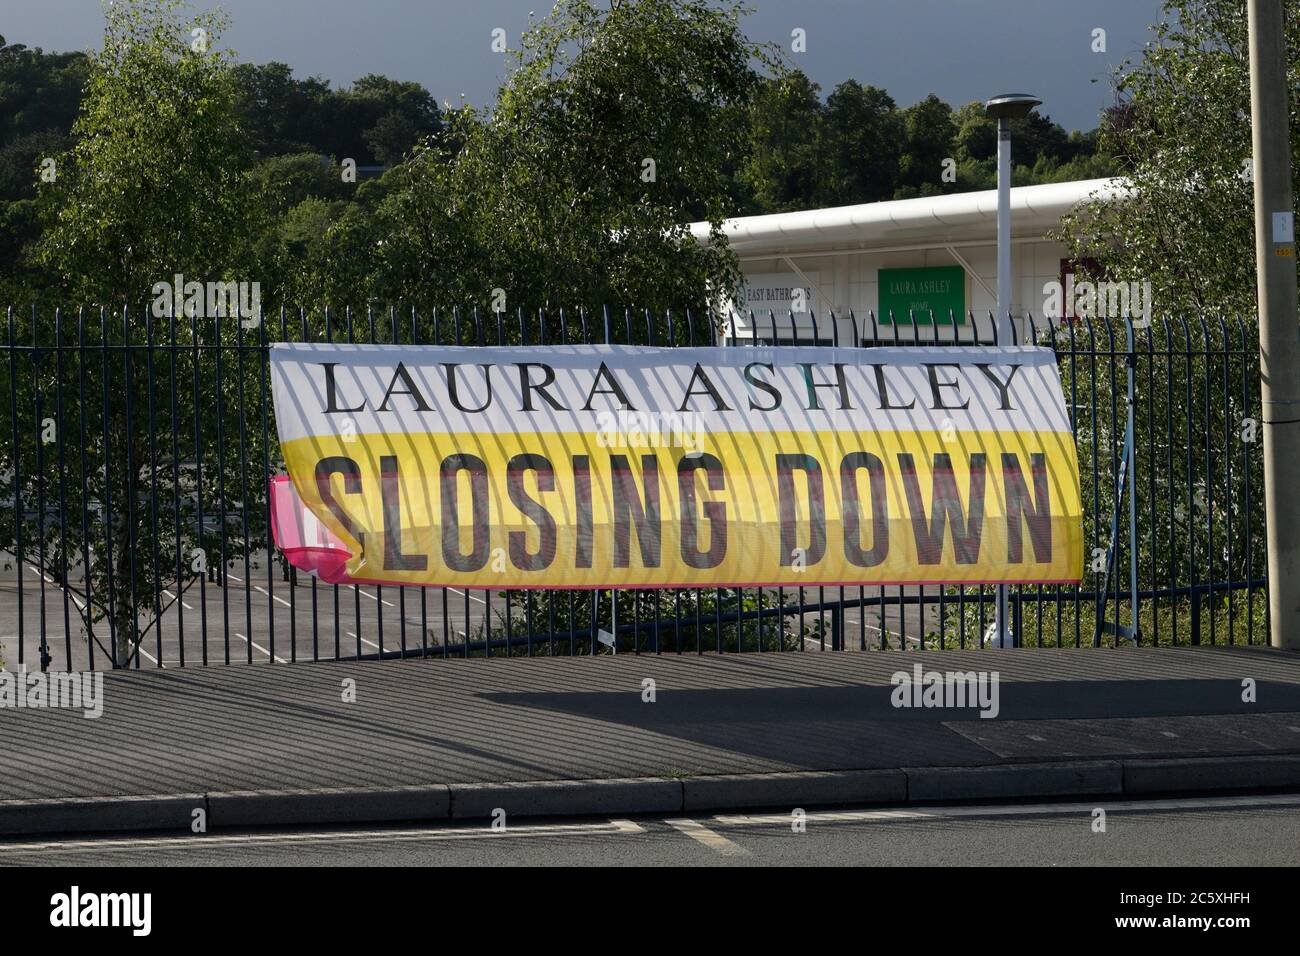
xmin=0 ymin=305 xmax=1266 ymax=669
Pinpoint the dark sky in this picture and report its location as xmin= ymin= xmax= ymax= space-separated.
xmin=5 ymin=0 xmax=1165 ymax=131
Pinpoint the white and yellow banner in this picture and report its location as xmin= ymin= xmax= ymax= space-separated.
xmin=269 ymin=343 xmax=1083 ymax=589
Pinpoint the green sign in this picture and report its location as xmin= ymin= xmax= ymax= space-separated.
xmin=878 ymin=266 xmax=966 ymax=324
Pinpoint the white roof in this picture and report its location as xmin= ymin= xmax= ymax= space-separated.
xmin=690 ymin=178 xmax=1128 ymax=256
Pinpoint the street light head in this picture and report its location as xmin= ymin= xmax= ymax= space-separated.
xmin=984 ymin=93 xmax=1042 ymax=121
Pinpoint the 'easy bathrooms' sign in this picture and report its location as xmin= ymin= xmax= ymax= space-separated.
xmin=269 ymin=343 xmax=1082 ymax=589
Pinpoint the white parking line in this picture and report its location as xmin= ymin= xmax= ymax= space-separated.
xmin=710 ymin=793 xmax=1300 ymax=827
xmin=24 ymin=565 xmax=87 ymax=612
xmin=665 ymin=818 xmax=750 ymax=856
xmin=714 ymin=809 xmax=933 ymax=826
xmin=347 ymin=584 xmax=396 ymax=608
xmin=0 ymin=818 xmax=647 ymax=853
xmin=446 ymin=587 xmax=488 ymax=607
xmin=225 ymin=573 xmax=297 ymax=609
xmin=131 ymin=642 xmax=161 ymax=667
xmin=234 ymin=631 xmax=287 ymax=664
xmin=251 ymin=584 xmax=292 ymax=609
xmin=162 ymin=588 xmax=193 ymax=611
xmin=346 ymin=630 xmax=382 ymax=652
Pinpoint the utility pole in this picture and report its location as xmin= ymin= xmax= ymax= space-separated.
xmin=1247 ymin=0 xmax=1300 ymax=650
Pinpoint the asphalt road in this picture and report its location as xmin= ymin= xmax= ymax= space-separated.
xmin=2 ymin=793 xmax=1298 ymax=867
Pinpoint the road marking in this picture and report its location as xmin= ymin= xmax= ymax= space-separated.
xmin=714 ymin=809 xmax=933 ymax=826
xmin=251 ymin=583 xmax=292 ymax=609
xmin=226 ymin=572 xmax=292 ymax=604
xmin=447 ymin=582 xmax=488 ymax=606
xmin=0 ymin=818 xmax=646 ymax=853
xmin=132 ymin=643 xmax=161 ymax=667
xmin=345 ymin=584 xmax=396 ymax=608
xmin=161 ymin=588 xmax=193 ymax=611
xmin=234 ymin=631 xmax=287 ymax=664
xmin=24 ymin=565 xmax=87 ymax=611
xmin=712 ymin=793 xmax=1300 ymax=827
xmin=665 ymin=818 xmax=750 ymax=856
xmin=346 ymin=629 xmax=381 ymax=651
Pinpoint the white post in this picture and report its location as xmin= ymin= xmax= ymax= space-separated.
xmin=992 ymin=115 xmax=1013 ymax=648
xmin=995 ymin=116 xmax=1014 ymax=344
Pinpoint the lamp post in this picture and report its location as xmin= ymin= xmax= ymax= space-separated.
xmin=984 ymin=92 xmax=1040 ymax=648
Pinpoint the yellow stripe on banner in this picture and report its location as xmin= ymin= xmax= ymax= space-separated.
xmin=280 ymin=428 xmax=1083 ymax=588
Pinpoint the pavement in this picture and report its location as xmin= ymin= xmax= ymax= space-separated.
xmin=1 ymin=645 xmax=1300 ymax=835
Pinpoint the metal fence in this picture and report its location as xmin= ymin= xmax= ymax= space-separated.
xmin=0 ymin=305 xmax=1267 ymax=670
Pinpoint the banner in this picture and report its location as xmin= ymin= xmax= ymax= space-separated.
xmin=270 ymin=475 xmax=374 ymax=585
xmin=269 ymin=343 xmax=1083 ymax=589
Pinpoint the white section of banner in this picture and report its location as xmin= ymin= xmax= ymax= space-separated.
xmin=269 ymin=343 xmax=1072 ymax=444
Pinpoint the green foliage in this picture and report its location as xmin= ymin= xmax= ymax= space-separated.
xmin=287 ymin=0 xmax=765 ymax=314
xmin=932 ymin=317 xmax=1268 ymax=648
xmin=231 ymin=63 xmax=441 ymax=164
xmin=0 ymin=35 xmax=88 ymax=146
xmin=735 ymin=72 xmax=825 ymax=212
xmin=249 ymin=152 xmax=352 ymax=211
xmin=2 ymin=0 xmax=268 ymax=665
xmin=738 ymin=78 xmax=1115 ymax=213
xmin=0 ymin=38 xmax=89 ymax=299
xmin=1058 ymin=0 xmax=1300 ymax=316
xmin=0 ymin=2 xmax=1119 ymax=308
xmin=895 ymin=94 xmax=957 ymax=198
xmin=34 ymin=0 xmax=257 ymax=305
xmin=822 ymin=81 xmax=904 ymax=204
xmin=490 ymin=586 xmax=803 ymax=655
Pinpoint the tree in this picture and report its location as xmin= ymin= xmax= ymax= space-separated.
xmin=895 ymin=94 xmax=956 ymax=198
xmin=1045 ymin=0 xmax=1295 ymax=642
xmin=229 ymin=64 xmax=441 ymax=166
xmin=363 ymin=111 xmax=420 ymax=165
xmin=821 ymin=80 xmax=902 ymax=204
xmin=305 ymin=0 xmax=767 ymax=314
xmin=0 ymin=130 xmax=70 ymax=300
xmin=737 ymin=71 xmax=826 ymax=213
xmin=288 ymin=0 xmax=780 ymax=648
xmin=248 ymin=152 xmax=351 ymax=212
xmin=36 ymin=2 xmax=256 ymax=303
xmin=230 ymin=61 xmax=329 ymax=158
xmin=0 ymin=37 xmax=88 ymax=146
xmin=0 ymin=38 xmax=90 ymax=300
xmin=953 ymin=100 xmax=996 ymax=164
xmin=2 ymin=0 xmax=267 ymax=667
xmin=350 ymin=74 xmax=441 ymax=165
xmin=1058 ymin=0 xmax=1299 ymax=316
